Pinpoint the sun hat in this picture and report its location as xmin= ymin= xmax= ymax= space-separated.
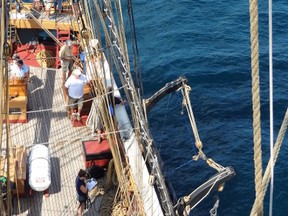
xmin=73 ymin=68 xmax=82 ymax=76
xmin=89 ymin=39 xmax=99 ymax=49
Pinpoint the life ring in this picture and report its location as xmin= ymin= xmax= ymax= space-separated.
xmin=36 ymin=50 xmax=55 ymax=68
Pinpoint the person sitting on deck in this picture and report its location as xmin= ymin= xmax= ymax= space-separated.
xmin=10 ymin=59 xmax=30 ymax=82
xmin=64 ymin=68 xmax=88 ymax=121
xmin=75 ymin=169 xmax=88 ymax=216
xmin=59 ymin=40 xmax=73 ymax=85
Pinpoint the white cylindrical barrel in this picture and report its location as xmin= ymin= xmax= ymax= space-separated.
xmin=28 ymin=144 xmax=51 ymax=192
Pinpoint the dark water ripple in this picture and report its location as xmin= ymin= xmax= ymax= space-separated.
xmin=131 ymin=0 xmax=288 ymax=215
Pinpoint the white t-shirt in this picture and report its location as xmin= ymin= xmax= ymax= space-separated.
xmin=64 ymin=74 xmax=87 ymax=99
xmin=10 ymin=63 xmax=29 ymax=78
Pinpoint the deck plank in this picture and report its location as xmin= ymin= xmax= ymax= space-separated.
xmin=1 ymin=67 xmax=105 ymax=215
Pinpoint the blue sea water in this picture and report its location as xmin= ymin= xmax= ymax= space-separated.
xmin=129 ymin=0 xmax=288 ymax=215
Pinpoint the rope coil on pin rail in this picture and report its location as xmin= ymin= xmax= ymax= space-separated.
xmin=36 ymin=50 xmax=55 ymax=68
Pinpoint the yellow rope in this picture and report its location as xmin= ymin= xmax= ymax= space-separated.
xmin=249 ymin=0 xmax=263 ymax=215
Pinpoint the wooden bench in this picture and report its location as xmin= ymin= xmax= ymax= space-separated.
xmin=4 ymin=79 xmax=28 ymax=123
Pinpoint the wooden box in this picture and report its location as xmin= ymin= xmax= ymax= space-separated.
xmin=82 ymin=140 xmax=112 ymax=168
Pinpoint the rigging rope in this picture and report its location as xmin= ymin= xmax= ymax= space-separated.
xmin=176 ymin=92 xmax=198 ymax=154
xmin=251 ymin=108 xmax=288 ymax=214
xmin=249 ymin=0 xmax=263 ymax=214
xmin=158 ymin=93 xmax=172 ymax=152
xmin=82 ymin=1 xmax=142 ymax=213
xmin=0 ymin=0 xmax=6 ymax=212
xmin=268 ymin=0 xmax=274 ymax=214
xmin=180 ymin=83 xmax=225 ymax=172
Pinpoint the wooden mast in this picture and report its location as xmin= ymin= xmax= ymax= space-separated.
xmin=1 ymin=0 xmax=12 ymax=213
xmin=0 ymin=0 xmax=5 ymax=212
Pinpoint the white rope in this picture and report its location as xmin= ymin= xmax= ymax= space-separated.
xmin=189 ymin=175 xmax=221 ymax=212
xmin=268 ymin=0 xmax=274 ymax=215
xmin=8 ymin=84 xmax=127 ymax=115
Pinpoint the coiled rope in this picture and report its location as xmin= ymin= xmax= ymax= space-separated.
xmin=36 ymin=50 xmax=55 ymax=68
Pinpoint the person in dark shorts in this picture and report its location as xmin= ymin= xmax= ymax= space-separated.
xmin=75 ymin=169 xmax=88 ymax=216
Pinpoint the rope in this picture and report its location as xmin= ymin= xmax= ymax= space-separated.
xmin=89 ymin=2 xmax=150 ymax=214
xmin=249 ymin=0 xmax=263 ymax=214
xmin=22 ymin=7 xmax=61 ymax=46
xmin=189 ymin=175 xmax=222 ymax=213
xmin=158 ymin=93 xmax=172 ymax=152
xmin=36 ymin=50 xmax=55 ymax=68
xmin=268 ymin=0 xmax=274 ymax=214
xmin=176 ymin=92 xmax=198 ymax=154
xmin=8 ymin=84 xmax=127 ymax=115
xmin=251 ymin=108 xmax=288 ymax=214
xmin=166 ymin=160 xmax=193 ymax=177
xmin=180 ymin=83 xmax=225 ymax=172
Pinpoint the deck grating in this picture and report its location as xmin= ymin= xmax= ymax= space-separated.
xmin=1 ymin=67 xmax=105 ymax=215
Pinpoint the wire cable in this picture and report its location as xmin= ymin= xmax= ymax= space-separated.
xmin=268 ymin=0 xmax=274 ymax=215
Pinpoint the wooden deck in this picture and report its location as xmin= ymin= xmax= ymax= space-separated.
xmin=9 ymin=3 xmax=79 ymax=31
xmin=1 ymin=67 xmax=110 ymax=215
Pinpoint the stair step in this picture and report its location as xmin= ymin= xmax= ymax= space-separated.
xmin=56 ymin=28 xmax=70 ymax=69
xmin=57 ymin=30 xmax=70 ymax=34
xmin=58 ymin=37 xmax=70 ymax=41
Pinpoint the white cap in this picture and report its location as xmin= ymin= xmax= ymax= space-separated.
xmin=73 ymin=68 xmax=82 ymax=76
xmin=89 ymin=39 xmax=99 ymax=49
xmin=66 ymin=40 xmax=72 ymax=46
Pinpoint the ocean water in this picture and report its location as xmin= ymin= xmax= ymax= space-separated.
xmin=129 ymin=0 xmax=288 ymax=215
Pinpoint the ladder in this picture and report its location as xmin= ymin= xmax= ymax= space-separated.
xmin=55 ymin=29 xmax=70 ymax=68
xmin=8 ymin=25 xmax=17 ymax=43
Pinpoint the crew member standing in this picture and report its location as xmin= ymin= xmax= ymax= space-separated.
xmin=64 ymin=68 xmax=87 ymax=121
xmin=59 ymin=40 xmax=73 ymax=85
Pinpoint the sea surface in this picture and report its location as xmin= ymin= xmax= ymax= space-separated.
xmin=128 ymin=0 xmax=288 ymax=215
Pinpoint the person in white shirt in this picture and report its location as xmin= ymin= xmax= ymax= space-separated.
xmin=10 ymin=59 xmax=29 ymax=81
xmin=64 ymin=68 xmax=87 ymax=121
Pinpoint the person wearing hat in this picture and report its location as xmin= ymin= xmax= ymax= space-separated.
xmin=10 ymin=59 xmax=30 ymax=81
xmin=64 ymin=68 xmax=87 ymax=121
xmin=75 ymin=169 xmax=88 ymax=216
xmin=59 ymin=40 xmax=73 ymax=85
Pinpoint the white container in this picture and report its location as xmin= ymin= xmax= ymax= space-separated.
xmin=28 ymin=144 xmax=51 ymax=192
